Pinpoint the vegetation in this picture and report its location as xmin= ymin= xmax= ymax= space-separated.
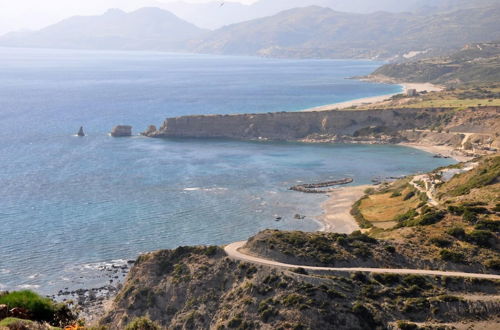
xmin=125 ymin=317 xmax=161 ymax=330
xmin=0 ymin=290 xmax=76 ymax=326
xmin=373 ymin=42 xmax=500 ymax=85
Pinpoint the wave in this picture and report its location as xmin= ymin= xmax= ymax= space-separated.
xmin=183 ymin=187 xmax=228 ymax=192
xmin=17 ymin=284 xmax=40 ymax=289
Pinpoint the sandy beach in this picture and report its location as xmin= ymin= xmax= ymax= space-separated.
xmin=318 ymin=185 xmax=371 ymax=233
xmin=399 ymin=142 xmax=472 ymax=162
xmin=303 ymin=82 xmax=443 ymax=112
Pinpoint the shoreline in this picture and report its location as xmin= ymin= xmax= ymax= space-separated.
xmin=398 ymin=142 xmax=473 ymax=162
xmin=302 ymin=82 xmax=443 ymax=111
xmin=316 ymin=185 xmax=371 ymax=233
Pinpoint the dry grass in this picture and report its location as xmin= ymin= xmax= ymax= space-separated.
xmin=359 ymin=188 xmax=420 ymax=223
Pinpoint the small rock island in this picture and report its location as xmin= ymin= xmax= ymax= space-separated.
xmin=77 ymin=126 xmax=85 ymax=137
xmin=110 ymin=125 xmax=132 ymax=137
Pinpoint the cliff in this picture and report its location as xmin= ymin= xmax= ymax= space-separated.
xmin=145 ymin=107 xmax=499 ymax=151
xmin=100 ymin=244 xmax=500 ymax=329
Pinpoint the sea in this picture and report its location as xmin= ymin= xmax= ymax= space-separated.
xmin=0 ymin=48 xmax=455 ymax=295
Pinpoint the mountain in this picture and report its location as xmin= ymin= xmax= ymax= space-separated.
xmin=158 ymin=0 xmax=500 ymax=30
xmin=0 ymin=7 xmax=207 ymax=51
xmin=190 ymin=5 xmax=500 ymax=59
xmin=370 ymin=42 xmax=500 ymax=85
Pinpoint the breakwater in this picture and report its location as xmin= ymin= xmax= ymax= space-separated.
xmin=290 ymin=178 xmax=354 ymax=193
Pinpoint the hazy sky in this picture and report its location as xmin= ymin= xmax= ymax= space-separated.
xmin=0 ymin=0 xmax=257 ymax=35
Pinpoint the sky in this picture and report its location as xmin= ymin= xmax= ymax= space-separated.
xmin=0 ymin=0 xmax=257 ymax=35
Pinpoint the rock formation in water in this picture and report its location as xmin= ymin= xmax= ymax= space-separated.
xmin=110 ymin=125 xmax=132 ymax=137
xmin=77 ymin=126 xmax=85 ymax=137
xmin=140 ymin=125 xmax=157 ymax=136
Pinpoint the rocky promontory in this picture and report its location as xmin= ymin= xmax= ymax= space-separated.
xmin=143 ymin=107 xmax=500 ymax=156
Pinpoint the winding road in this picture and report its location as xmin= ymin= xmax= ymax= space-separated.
xmin=225 ymin=241 xmax=500 ymax=280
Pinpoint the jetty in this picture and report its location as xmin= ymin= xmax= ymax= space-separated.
xmin=290 ymin=178 xmax=353 ymax=193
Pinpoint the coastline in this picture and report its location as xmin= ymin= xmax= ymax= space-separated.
xmin=317 ymin=185 xmax=371 ymax=233
xmin=303 ymin=82 xmax=443 ymax=111
xmin=398 ymin=142 xmax=472 ymax=162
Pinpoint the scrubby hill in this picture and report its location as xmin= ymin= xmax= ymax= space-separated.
xmin=100 ymin=245 xmax=500 ymax=329
xmin=96 ymin=156 xmax=500 ymax=329
xmin=371 ymin=42 xmax=500 ymax=85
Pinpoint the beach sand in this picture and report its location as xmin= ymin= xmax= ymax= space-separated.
xmin=318 ymin=185 xmax=371 ymax=233
xmin=399 ymin=142 xmax=472 ymax=162
xmin=303 ymin=82 xmax=443 ymax=112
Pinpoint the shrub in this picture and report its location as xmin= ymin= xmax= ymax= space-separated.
xmin=440 ymin=249 xmax=465 ymax=263
xmin=397 ymin=321 xmax=419 ymax=330
xmin=126 ymin=317 xmax=161 ymax=330
xmin=467 ymin=230 xmax=494 ymax=248
xmin=463 ymin=209 xmax=478 ymax=224
xmin=373 ymin=273 xmax=400 ymax=286
xmin=292 ymin=267 xmax=308 ymax=275
xmin=0 ymin=290 xmax=76 ymax=326
xmin=349 ymin=231 xmax=378 ymax=244
xmin=447 ymin=227 xmax=465 ymax=239
xmin=428 ymin=236 xmax=452 ymax=247
xmin=385 ymin=245 xmax=396 ymax=253
xmin=418 ymin=210 xmax=446 ymax=225
xmin=475 ymin=220 xmax=500 ymax=232
xmin=403 ymin=191 xmax=416 ymax=201
xmin=484 ymin=258 xmax=500 ymax=270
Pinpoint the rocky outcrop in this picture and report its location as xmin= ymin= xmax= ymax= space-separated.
xmin=77 ymin=126 xmax=85 ymax=137
xmin=140 ymin=125 xmax=157 ymax=136
xmin=110 ymin=125 xmax=132 ymax=137
xmin=100 ymin=241 xmax=500 ymax=329
xmin=145 ymin=107 xmax=499 ymax=143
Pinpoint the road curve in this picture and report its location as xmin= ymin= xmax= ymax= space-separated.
xmin=225 ymin=241 xmax=500 ymax=280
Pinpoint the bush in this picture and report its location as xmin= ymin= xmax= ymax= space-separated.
xmin=467 ymin=230 xmax=494 ymax=248
xmin=292 ymin=268 xmax=308 ymax=275
xmin=484 ymin=258 xmax=500 ymax=270
xmin=463 ymin=209 xmax=478 ymax=224
xmin=418 ymin=210 xmax=446 ymax=226
xmin=475 ymin=220 xmax=500 ymax=232
xmin=440 ymin=249 xmax=465 ymax=263
xmin=0 ymin=290 xmax=76 ymax=326
xmin=373 ymin=273 xmax=401 ymax=286
xmin=126 ymin=317 xmax=161 ymax=330
xmin=428 ymin=236 xmax=452 ymax=247
xmin=397 ymin=321 xmax=419 ymax=330
xmin=403 ymin=191 xmax=416 ymax=201
xmin=447 ymin=227 xmax=466 ymax=239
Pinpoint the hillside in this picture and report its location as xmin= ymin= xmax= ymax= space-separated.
xmin=0 ymin=7 xmax=207 ymax=51
xmin=371 ymin=42 xmax=500 ymax=85
xmin=95 ymin=156 xmax=500 ymax=329
xmin=2 ymin=4 xmax=500 ymax=59
xmin=190 ymin=5 xmax=500 ymax=59
xmin=160 ymin=0 xmax=500 ymax=30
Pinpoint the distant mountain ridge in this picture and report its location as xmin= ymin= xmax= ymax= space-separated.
xmin=158 ymin=0 xmax=500 ymax=29
xmin=0 ymin=7 xmax=207 ymax=51
xmin=1 ymin=4 xmax=499 ymax=60
xmin=190 ymin=5 xmax=500 ymax=60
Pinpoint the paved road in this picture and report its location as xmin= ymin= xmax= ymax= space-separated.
xmin=225 ymin=241 xmax=500 ymax=280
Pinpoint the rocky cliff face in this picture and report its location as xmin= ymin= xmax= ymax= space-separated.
xmin=100 ymin=243 xmax=500 ymax=329
xmin=146 ymin=107 xmax=499 ymax=143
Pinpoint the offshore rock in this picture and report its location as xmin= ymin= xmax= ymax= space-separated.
xmin=110 ymin=125 xmax=132 ymax=137
xmin=141 ymin=125 xmax=157 ymax=137
xmin=77 ymin=126 xmax=85 ymax=137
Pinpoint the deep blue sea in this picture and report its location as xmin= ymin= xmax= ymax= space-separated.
xmin=0 ymin=48 xmax=454 ymax=294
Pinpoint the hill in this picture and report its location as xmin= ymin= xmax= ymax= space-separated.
xmin=94 ymin=156 xmax=500 ymax=329
xmin=159 ymin=0 xmax=500 ymax=30
xmin=190 ymin=5 xmax=500 ymax=59
xmin=371 ymin=42 xmax=500 ymax=85
xmin=0 ymin=7 xmax=207 ymax=51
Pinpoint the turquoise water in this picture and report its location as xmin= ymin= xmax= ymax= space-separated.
xmin=0 ymin=48 xmax=453 ymax=294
